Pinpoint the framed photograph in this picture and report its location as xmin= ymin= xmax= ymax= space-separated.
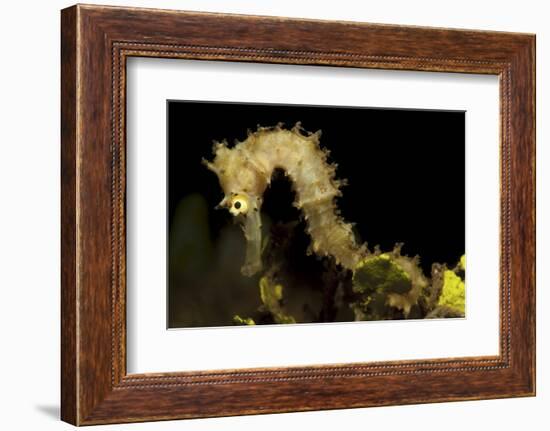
xmin=61 ymin=4 xmax=535 ymax=425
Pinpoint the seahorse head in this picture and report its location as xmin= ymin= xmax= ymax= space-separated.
xmin=203 ymin=141 xmax=268 ymax=209
xmin=203 ymin=141 xmax=266 ymax=276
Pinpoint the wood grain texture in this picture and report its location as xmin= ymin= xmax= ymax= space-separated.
xmin=60 ymin=6 xmax=78 ymax=425
xmin=60 ymin=4 xmax=535 ymax=425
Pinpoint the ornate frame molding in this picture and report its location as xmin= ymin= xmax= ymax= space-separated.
xmin=61 ymin=5 xmax=535 ymax=425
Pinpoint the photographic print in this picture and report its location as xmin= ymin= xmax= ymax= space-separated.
xmin=61 ymin=7 xmax=535 ymax=423
xmin=168 ymin=101 xmax=465 ymax=328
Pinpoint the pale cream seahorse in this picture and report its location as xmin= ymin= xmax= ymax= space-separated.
xmin=203 ymin=122 xmax=367 ymax=277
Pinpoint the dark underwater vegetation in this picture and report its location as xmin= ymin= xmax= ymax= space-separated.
xmin=168 ymin=188 xmax=465 ymax=328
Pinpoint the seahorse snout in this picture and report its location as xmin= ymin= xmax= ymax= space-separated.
xmin=215 ymin=192 xmax=263 ymax=276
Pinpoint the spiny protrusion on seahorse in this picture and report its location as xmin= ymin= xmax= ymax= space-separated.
xmin=203 ymin=122 xmax=367 ymax=276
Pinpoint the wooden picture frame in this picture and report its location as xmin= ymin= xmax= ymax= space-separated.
xmin=61 ymin=4 xmax=535 ymax=425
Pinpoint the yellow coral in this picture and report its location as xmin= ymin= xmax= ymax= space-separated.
xmin=259 ymin=276 xmax=296 ymax=324
xmin=233 ymin=315 xmax=256 ymax=325
xmin=438 ymin=270 xmax=465 ymax=314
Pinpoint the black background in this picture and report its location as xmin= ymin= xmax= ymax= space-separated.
xmin=167 ymin=100 xmax=465 ymax=327
xmin=168 ymin=100 xmax=464 ymax=269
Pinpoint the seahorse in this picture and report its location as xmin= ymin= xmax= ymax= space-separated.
xmin=203 ymin=123 xmax=367 ymax=277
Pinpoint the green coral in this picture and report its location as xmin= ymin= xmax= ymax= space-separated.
xmin=437 ymin=270 xmax=465 ymax=314
xmin=351 ymin=247 xmax=428 ymax=320
xmin=353 ymin=254 xmax=412 ymax=295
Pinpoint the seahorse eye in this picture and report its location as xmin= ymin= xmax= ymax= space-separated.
xmin=229 ymin=194 xmax=249 ymax=216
